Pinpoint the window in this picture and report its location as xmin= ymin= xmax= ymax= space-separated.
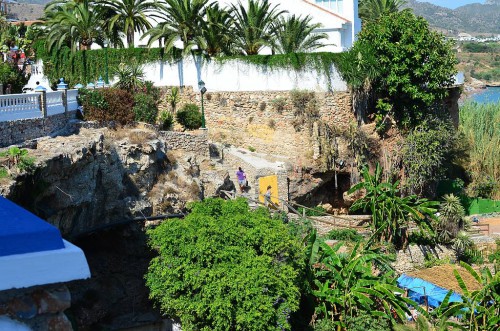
xmin=314 ymin=0 xmax=344 ymax=14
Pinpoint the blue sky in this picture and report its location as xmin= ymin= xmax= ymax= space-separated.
xmin=417 ymin=0 xmax=485 ymax=9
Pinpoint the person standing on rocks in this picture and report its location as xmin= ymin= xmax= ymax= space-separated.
xmin=236 ymin=167 xmax=247 ymax=193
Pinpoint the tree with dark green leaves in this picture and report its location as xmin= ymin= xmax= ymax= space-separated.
xmin=271 ymin=15 xmax=328 ymax=54
xmin=351 ymin=10 xmax=458 ymax=128
xmin=146 ymin=198 xmax=304 ymax=331
xmin=230 ymin=0 xmax=286 ymax=55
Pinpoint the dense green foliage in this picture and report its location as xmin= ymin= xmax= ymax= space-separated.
xmin=400 ymin=117 xmax=462 ymax=195
xmin=78 ymin=88 xmax=135 ymax=125
xmin=436 ymin=194 xmax=465 ymax=244
xmin=440 ymin=263 xmax=500 ymax=330
xmin=158 ymin=111 xmax=174 ymax=130
xmin=271 ymin=15 xmax=327 ymax=54
xmin=324 ymin=229 xmax=363 ymax=242
xmin=348 ymin=164 xmax=439 ymax=248
xmin=0 ymin=147 xmax=36 ymax=174
xmin=146 ymin=198 xmax=304 ymax=331
xmin=352 ymin=10 xmax=457 ymax=127
xmin=133 ymin=93 xmax=158 ymax=124
xmin=459 ymin=102 xmax=500 ymax=199
xmin=310 ymin=240 xmax=412 ymax=328
xmin=176 ymin=103 xmax=202 ymax=130
xmin=33 ymin=40 xmax=168 ymax=86
xmin=0 ymin=62 xmax=29 ymax=93
xmin=462 ymin=42 xmax=500 ymax=53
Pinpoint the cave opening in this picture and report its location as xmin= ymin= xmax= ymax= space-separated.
xmin=294 ymin=172 xmax=351 ymax=214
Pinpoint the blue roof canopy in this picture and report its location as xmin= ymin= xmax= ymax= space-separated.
xmin=397 ymin=274 xmax=463 ymax=308
xmin=0 ymin=197 xmax=65 ymax=257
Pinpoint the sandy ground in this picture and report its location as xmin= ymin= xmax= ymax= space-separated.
xmin=480 ymin=217 xmax=500 ymax=236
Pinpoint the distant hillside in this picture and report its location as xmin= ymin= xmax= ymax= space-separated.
xmin=13 ymin=0 xmax=50 ymax=5
xmin=7 ymin=3 xmax=45 ymax=21
xmin=404 ymin=0 xmax=500 ymax=34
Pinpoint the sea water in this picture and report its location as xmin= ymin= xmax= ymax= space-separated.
xmin=470 ymin=86 xmax=500 ymax=104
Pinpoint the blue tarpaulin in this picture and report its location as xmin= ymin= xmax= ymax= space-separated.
xmin=397 ymin=274 xmax=463 ymax=308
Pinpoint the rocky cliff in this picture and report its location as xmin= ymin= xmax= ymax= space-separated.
xmin=0 ymin=125 xmax=232 ymax=239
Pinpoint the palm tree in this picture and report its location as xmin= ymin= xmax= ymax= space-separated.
xmin=98 ymin=0 xmax=161 ymax=48
xmin=359 ymin=0 xmax=407 ymax=23
xmin=45 ymin=0 xmax=103 ymax=51
xmin=203 ymin=4 xmax=235 ymax=56
xmin=230 ymin=0 xmax=286 ymax=55
xmin=143 ymin=0 xmax=210 ymax=55
xmin=271 ymin=15 xmax=327 ymax=54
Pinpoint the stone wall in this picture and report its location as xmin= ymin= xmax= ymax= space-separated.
xmin=162 ymin=87 xmax=355 ymax=166
xmin=160 ymin=130 xmax=210 ymax=157
xmin=0 ymin=285 xmax=72 ymax=330
xmin=394 ymin=244 xmax=455 ymax=274
xmin=0 ymin=111 xmax=77 ymax=148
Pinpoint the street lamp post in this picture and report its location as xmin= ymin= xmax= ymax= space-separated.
xmin=103 ymin=40 xmax=109 ymax=85
xmin=198 ymin=80 xmax=207 ymax=129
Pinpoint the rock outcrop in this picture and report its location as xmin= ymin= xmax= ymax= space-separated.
xmin=0 ymin=126 xmax=228 ymax=238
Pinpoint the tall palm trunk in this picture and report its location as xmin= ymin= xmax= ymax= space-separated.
xmin=127 ymin=26 xmax=134 ymax=48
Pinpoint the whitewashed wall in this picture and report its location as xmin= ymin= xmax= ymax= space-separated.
xmin=141 ymin=57 xmax=348 ymax=92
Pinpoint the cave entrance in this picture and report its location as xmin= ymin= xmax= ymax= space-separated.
xmin=294 ymin=172 xmax=351 ymax=214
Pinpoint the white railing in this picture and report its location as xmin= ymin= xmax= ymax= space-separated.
xmin=46 ymin=91 xmax=65 ymax=116
xmin=0 ymin=93 xmax=42 ymax=122
xmin=67 ymin=89 xmax=79 ymax=111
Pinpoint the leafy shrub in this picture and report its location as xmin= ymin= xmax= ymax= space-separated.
xmin=143 ymin=81 xmax=160 ymax=100
xmin=166 ymin=86 xmax=180 ymax=112
xmin=0 ymin=167 xmax=8 ymax=179
xmin=146 ymin=198 xmax=304 ymax=331
xmin=0 ymin=62 xmax=30 ymax=93
xmin=346 ymin=314 xmax=391 ymax=331
xmin=325 ymin=229 xmax=363 ymax=242
xmin=113 ymin=61 xmax=145 ymax=91
xmin=133 ymin=93 xmax=158 ymax=124
xmin=81 ymin=88 xmax=135 ymax=125
xmin=271 ymin=97 xmax=287 ymax=113
xmin=176 ymin=103 xmax=202 ymax=130
xmin=158 ymin=111 xmax=174 ymax=131
xmin=248 ymin=146 xmax=256 ymax=152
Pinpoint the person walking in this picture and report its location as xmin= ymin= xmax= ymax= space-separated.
xmin=264 ymin=185 xmax=272 ymax=207
xmin=236 ymin=167 xmax=247 ymax=193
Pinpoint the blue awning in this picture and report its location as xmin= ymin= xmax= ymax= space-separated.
xmin=397 ymin=274 xmax=463 ymax=308
xmin=0 ymin=197 xmax=64 ymax=257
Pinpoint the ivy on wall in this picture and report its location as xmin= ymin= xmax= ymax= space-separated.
xmin=34 ymin=40 xmax=342 ymax=89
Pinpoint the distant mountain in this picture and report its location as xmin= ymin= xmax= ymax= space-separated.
xmin=404 ymin=0 xmax=500 ymax=34
xmin=13 ymin=0 xmax=50 ymax=5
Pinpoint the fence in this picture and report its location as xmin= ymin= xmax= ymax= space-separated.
xmin=0 ymin=88 xmax=80 ymax=123
xmin=467 ymin=198 xmax=500 ymax=215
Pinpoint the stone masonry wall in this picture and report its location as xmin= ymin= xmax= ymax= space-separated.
xmin=0 ymin=111 xmax=77 ymax=148
xmin=394 ymin=244 xmax=455 ymax=274
xmin=161 ymin=87 xmax=355 ymax=166
xmin=160 ymin=130 xmax=210 ymax=157
xmin=0 ymin=284 xmax=73 ymax=330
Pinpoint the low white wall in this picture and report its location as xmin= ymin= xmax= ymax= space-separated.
xmin=142 ymin=57 xmax=348 ymax=92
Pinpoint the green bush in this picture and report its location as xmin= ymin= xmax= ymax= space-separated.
xmin=158 ymin=111 xmax=174 ymax=131
xmin=80 ymin=88 xmax=135 ymax=125
xmin=325 ymin=229 xmax=363 ymax=242
xmin=133 ymin=93 xmax=158 ymax=124
xmin=346 ymin=314 xmax=391 ymax=331
xmin=0 ymin=62 xmax=30 ymax=93
xmin=176 ymin=103 xmax=202 ymax=130
xmin=146 ymin=198 xmax=304 ymax=331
